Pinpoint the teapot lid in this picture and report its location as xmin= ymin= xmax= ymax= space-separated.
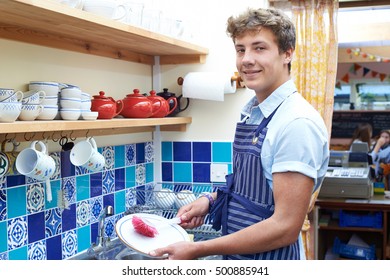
xmin=93 ymin=91 xmax=111 ymax=100
xmin=157 ymin=88 xmax=176 ymax=97
xmin=126 ymin=89 xmax=144 ymax=97
xmin=149 ymin=90 xmax=157 ymax=96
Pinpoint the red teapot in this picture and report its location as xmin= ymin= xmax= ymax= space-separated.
xmin=147 ymin=90 xmax=177 ymax=118
xmin=121 ymin=89 xmax=162 ymax=118
xmin=91 ymin=91 xmax=124 ymax=119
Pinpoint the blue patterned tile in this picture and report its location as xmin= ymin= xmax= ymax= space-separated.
xmin=50 ymin=151 xmax=61 ymax=180
xmin=136 ymin=164 xmax=145 ymax=186
xmin=76 ymin=200 xmax=90 ymax=227
xmin=62 ymin=177 xmax=76 ymax=205
xmin=173 ymin=141 xmax=191 ymax=161
xmin=28 ymin=211 xmax=45 ymax=243
xmin=62 ymin=229 xmax=77 ymax=259
xmin=0 ymin=252 xmax=8 ymax=260
xmin=145 ymin=141 xmax=154 ymax=163
xmin=125 ymin=188 xmax=136 ymax=208
xmin=27 ymin=183 xmax=45 ymax=214
xmin=28 ymin=240 xmax=46 ymax=260
xmin=102 ymin=146 xmax=114 ymax=170
xmin=89 ymin=196 xmax=103 ymax=224
xmin=7 ymin=216 xmax=27 ymax=250
xmin=125 ymin=144 xmax=136 ymax=166
xmin=45 ymin=208 xmax=61 ymax=238
xmin=102 ymin=170 xmax=115 ymax=194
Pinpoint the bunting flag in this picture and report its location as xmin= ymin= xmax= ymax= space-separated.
xmin=346 ymin=48 xmax=390 ymax=62
xmin=336 ymin=62 xmax=389 ymax=87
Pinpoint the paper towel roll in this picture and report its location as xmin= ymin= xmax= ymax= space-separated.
xmin=182 ymin=72 xmax=237 ymax=101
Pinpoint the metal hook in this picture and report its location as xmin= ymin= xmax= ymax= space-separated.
xmin=69 ymin=130 xmax=76 ymax=141
xmin=52 ymin=132 xmax=59 ymax=142
xmin=24 ymin=132 xmax=36 ymax=141
xmin=85 ymin=129 xmax=90 ymax=138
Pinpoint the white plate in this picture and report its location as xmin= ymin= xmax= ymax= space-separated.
xmin=115 ymin=213 xmax=190 ymax=257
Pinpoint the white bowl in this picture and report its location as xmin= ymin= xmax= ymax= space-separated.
xmin=36 ymin=105 xmax=58 ymax=120
xmin=41 ymin=96 xmax=58 ymax=106
xmin=81 ymin=111 xmax=98 ymax=120
xmin=80 ymin=99 xmax=92 ymax=110
xmin=60 ymin=108 xmax=81 ymax=120
xmin=60 ymin=97 xmax=81 ymax=109
xmin=60 ymin=87 xmax=82 ymax=99
xmin=29 ymin=81 xmax=59 ymax=97
xmin=83 ymin=0 xmax=117 ymax=18
xmin=0 ymin=102 xmax=22 ymax=122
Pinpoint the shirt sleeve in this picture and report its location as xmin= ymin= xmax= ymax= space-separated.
xmin=270 ymin=118 xmax=329 ymax=184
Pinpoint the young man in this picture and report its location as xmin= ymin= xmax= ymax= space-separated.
xmin=149 ymin=7 xmax=329 ymax=260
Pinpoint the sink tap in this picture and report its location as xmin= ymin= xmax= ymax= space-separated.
xmin=88 ymin=205 xmax=114 ymax=258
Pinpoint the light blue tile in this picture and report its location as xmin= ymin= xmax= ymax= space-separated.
xmin=45 ymin=180 xmax=61 ymax=209
xmin=115 ymin=145 xmax=125 ymax=168
xmin=173 ymin=162 xmax=192 ymax=182
xmin=76 ymin=175 xmax=90 ymax=201
xmin=8 ymin=246 xmax=27 ymax=260
xmin=77 ymin=225 xmax=91 ymax=252
xmin=0 ymin=221 xmax=6 ymax=252
xmin=145 ymin=162 xmax=154 ymax=184
xmin=212 ymin=142 xmax=232 ymax=163
xmin=7 ymin=186 xmax=26 ymax=218
xmin=125 ymin=166 xmax=136 ymax=188
xmin=115 ymin=190 xmax=125 ymax=214
xmin=162 ymin=141 xmax=173 ymax=161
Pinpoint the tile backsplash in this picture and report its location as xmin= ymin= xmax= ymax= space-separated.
xmin=0 ymin=140 xmax=232 ymax=260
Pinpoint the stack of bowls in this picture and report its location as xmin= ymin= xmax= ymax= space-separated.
xmin=80 ymin=92 xmax=98 ymax=120
xmin=30 ymin=81 xmax=60 ymax=121
xmin=19 ymin=90 xmax=45 ymax=121
xmin=59 ymin=86 xmax=82 ymax=120
xmin=0 ymin=88 xmax=23 ymax=122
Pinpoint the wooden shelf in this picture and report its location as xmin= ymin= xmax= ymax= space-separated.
xmin=0 ymin=117 xmax=192 ymax=142
xmin=0 ymin=0 xmax=208 ymax=65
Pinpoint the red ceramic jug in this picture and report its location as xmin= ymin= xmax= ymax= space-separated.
xmin=91 ymin=91 xmax=123 ymax=119
xmin=147 ymin=90 xmax=177 ymax=118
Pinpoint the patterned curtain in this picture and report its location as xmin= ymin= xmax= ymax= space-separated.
xmin=289 ymin=0 xmax=339 ymax=259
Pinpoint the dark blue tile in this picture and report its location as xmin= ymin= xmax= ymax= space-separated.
xmin=28 ymin=212 xmax=45 ymax=243
xmin=60 ymin=150 xmax=75 ymax=178
xmin=136 ymin=143 xmax=145 ymax=164
xmin=193 ymin=163 xmax=211 ymax=183
xmin=46 ymin=235 xmax=62 ymax=260
xmin=90 ymin=172 xmax=102 ymax=197
xmin=136 ymin=185 xmax=145 ymax=205
xmin=173 ymin=142 xmax=191 ymax=161
xmin=115 ymin=168 xmax=125 ymax=191
xmin=193 ymin=142 xmax=211 ymax=162
xmin=6 ymin=175 xmax=25 ymax=188
xmin=62 ymin=203 xmax=76 ymax=232
xmin=91 ymin=222 xmax=98 ymax=245
xmin=103 ymin=194 xmax=114 ymax=211
xmin=161 ymin=162 xmax=172 ymax=182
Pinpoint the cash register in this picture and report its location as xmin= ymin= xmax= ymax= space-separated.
xmin=318 ymin=144 xmax=373 ymax=199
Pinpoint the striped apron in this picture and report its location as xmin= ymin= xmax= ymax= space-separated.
xmin=211 ymin=106 xmax=300 ymax=260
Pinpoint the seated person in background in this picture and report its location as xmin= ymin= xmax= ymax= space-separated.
xmin=371 ymin=130 xmax=390 ymax=180
xmin=349 ymin=123 xmax=373 ymax=151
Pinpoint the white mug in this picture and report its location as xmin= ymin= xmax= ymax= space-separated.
xmin=15 ymin=141 xmax=56 ymax=181
xmin=70 ymin=137 xmax=105 ymax=172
